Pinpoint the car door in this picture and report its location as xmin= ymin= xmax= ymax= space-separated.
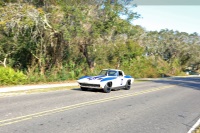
xmin=117 ymin=71 xmax=124 ymax=87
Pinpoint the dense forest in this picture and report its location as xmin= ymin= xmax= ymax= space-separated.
xmin=0 ymin=0 xmax=200 ymax=85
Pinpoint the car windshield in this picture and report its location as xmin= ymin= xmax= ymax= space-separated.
xmin=99 ymin=70 xmax=118 ymax=76
xmin=99 ymin=70 xmax=107 ymax=76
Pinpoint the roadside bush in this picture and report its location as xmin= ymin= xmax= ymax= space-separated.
xmin=121 ymin=57 xmax=160 ymax=78
xmin=26 ymin=64 xmax=83 ymax=83
xmin=0 ymin=67 xmax=27 ymax=85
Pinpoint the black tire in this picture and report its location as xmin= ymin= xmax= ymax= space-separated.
xmin=124 ymin=80 xmax=131 ymax=90
xmin=81 ymin=87 xmax=88 ymax=91
xmin=103 ymin=82 xmax=112 ymax=93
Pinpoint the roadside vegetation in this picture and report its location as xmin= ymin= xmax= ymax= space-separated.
xmin=191 ymin=124 xmax=200 ymax=133
xmin=0 ymin=0 xmax=200 ymax=85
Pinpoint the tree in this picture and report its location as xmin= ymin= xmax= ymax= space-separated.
xmin=0 ymin=3 xmax=65 ymax=74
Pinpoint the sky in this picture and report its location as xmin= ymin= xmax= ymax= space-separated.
xmin=132 ymin=6 xmax=200 ymax=34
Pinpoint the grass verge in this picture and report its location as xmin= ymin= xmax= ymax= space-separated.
xmin=192 ymin=125 xmax=200 ymax=133
xmin=0 ymin=86 xmax=79 ymax=97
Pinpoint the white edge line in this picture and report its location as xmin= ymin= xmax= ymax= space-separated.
xmin=188 ymin=118 xmax=200 ymax=133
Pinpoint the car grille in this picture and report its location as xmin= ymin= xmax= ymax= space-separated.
xmin=79 ymin=83 xmax=100 ymax=88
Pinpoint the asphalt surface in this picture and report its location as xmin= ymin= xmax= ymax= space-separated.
xmin=0 ymin=77 xmax=200 ymax=133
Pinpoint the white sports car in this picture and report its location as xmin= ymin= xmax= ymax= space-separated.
xmin=77 ymin=69 xmax=134 ymax=93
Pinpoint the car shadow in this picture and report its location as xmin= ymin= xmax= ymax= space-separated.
xmin=71 ymin=88 xmax=104 ymax=93
xmin=71 ymin=88 xmax=121 ymax=93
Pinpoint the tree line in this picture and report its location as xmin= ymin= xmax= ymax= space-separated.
xmin=0 ymin=0 xmax=200 ymax=84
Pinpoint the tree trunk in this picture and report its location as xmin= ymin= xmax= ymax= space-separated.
xmin=116 ymin=59 xmax=120 ymax=69
xmin=3 ymin=58 xmax=7 ymax=67
xmin=80 ymin=44 xmax=95 ymax=72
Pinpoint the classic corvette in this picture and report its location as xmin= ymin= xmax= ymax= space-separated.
xmin=77 ymin=69 xmax=134 ymax=93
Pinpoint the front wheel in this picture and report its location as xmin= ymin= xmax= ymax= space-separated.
xmin=124 ymin=80 xmax=131 ymax=90
xmin=103 ymin=82 xmax=112 ymax=93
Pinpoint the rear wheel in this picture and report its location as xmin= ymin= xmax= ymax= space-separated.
xmin=103 ymin=82 xmax=112 ymax=93
xmin=81 ymin=87 xmax=88 ymax=91
xmin=124 ymin=80 xmax=131 ymax=90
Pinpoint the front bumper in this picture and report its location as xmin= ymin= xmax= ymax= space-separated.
xmin=78 ymin=83 xmax=102 ymax=89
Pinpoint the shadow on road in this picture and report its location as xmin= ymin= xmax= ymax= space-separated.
xmin=71 ymin=88 xmax=122 ymax=93
xmin=71 ymin=88 xmax=105 ymax=93
xmin=152 ymin=77 xmax=200 ymax=91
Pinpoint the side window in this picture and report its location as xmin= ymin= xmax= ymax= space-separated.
xmin=119 ymin=71 xmax=123 ymax=76
xmin=115 ymin=71 xmax=119 ymax=76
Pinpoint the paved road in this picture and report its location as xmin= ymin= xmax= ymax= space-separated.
xmin=0 ymin=77 xmax=200 ymax=133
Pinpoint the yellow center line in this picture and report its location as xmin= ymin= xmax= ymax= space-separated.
xmin=0 ymin=84 xmax=176 ymax=127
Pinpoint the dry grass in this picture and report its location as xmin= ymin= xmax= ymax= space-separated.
xmin=192 ymin=125 xmax=200 ymax=133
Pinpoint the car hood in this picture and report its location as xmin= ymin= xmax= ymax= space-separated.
xmin=78 ymin=75 xmax=117 ymax=82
